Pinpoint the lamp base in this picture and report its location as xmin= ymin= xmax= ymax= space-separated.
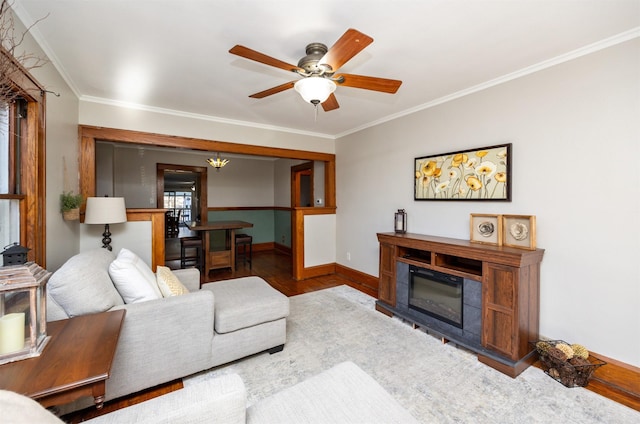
xmin=101 ymin=224 xmax=112 ymax=251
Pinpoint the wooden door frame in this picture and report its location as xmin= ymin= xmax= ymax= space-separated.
xmin=291 ymin=161 xmax=314 ymax=207
xmin=156 ymin=163 xmax=208 ymax=225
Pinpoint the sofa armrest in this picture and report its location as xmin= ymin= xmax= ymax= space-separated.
xmin=106 ymin=290 xmax=215 ymax=400
xmin=87 ymin=374 xmax=246 ymax=424
xmin=172 ymin=267 xmax=201 ymax=292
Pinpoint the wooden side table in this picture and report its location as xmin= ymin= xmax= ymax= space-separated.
xmin=0 ymin=309 xmax=125 ymax=409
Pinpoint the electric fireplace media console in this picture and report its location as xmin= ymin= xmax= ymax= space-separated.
xmin=376 ymin=232 xmax=544 ymax=377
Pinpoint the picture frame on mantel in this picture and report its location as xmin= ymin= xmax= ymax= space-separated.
xmin=502 ymin=214 xmax=536 ymax=249
xmin=470 ymin=213 xmax=502 ymax=246
xmin=414 ymin=143 xmax=511 ymax=201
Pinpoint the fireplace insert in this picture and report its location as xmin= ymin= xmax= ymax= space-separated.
xmin=409 ymin=265 xmax=463 ymax=328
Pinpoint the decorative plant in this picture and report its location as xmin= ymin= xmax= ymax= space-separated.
xmin=60 ymin=191 xmax=83 ymax=212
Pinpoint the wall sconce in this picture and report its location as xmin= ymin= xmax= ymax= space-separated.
xmin=207 ymin=153 xmax=229 ymax=172
xmin=0 ymin=262 xmax=51 ymax=364
xmin=84 ymin=197 xmax=128 ymax=251
xmin=394 ymin=209 xmax=407 ymax=234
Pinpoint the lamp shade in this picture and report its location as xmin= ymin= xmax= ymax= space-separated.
xmin=294 ymin=77 xmax=336 ymax=104
xmin=84 ymin=197 xmax=127 ymax=224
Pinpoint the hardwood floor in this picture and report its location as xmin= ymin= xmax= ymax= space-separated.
xmin=62 ymin=247 xmax=365 ymax=422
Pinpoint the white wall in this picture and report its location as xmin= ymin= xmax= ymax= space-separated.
xmin=207 ymin=156 xmax=274 ymax=207
xmin=304 ymin=214 xmax=336 ymax=267
xmin=79 ymin=101 xmax=335 ymax=154
xmin=336 ymin=39 xmax=640 ymax=366
xmin=80 ymin=221 xmax=152 ymax=266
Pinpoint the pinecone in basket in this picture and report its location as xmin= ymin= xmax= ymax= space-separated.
xmin=547 ymin=346 xmax=568 ymax=363
xmin=536 ymin=341 xmax=552 ymax=355
xmin=571 ymin=344 xmax=589 ymax=359
xmin=569 ymin=356 xmax=591 ymax=368
xmin=555 ymin=343 xmax=575 ymax=359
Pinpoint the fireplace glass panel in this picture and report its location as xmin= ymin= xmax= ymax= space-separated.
xmin=409 ymin=267 xmax=463 ymax=328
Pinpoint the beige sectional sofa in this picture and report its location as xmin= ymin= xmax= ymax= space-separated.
xmin=1 ymin=361 xmax=420 ymax=423
xmin=44 ymin=248 xmax=290 ymax=410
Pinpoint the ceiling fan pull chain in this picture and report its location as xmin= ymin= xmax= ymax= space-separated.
xmin=314 ymin=103 xmax=318 ymax=122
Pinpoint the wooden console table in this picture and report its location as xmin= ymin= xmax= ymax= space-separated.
xmin=0 ymin=309 xmax=125 ymax=409
xmin=377 ymin=232 xmax=544 ymax=377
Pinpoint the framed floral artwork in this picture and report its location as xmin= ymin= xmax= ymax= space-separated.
xmin=414 ymin=143 xmax=511 ymax=201
xmin=470 ymin=214 xmax=502 ymax=245
xmin=502 ymin=215 xmax=536 ymax=249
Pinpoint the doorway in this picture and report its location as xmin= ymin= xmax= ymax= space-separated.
xmin=291 ymin=162 xmax=314 ymax=207
xmin=156 ymin=163 xmax=208 ymax=227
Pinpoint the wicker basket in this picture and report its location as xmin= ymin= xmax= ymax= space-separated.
xmin=532 ymin=340 xmax=606 ymax=388
xmin=62 ymin=208 xmax=80 ymax=221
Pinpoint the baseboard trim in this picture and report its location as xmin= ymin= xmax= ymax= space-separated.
xmin=273 ymin=243 xmax=291 ymax=255
xmin=586 ymin=352 xmax=640 ymax=411
xmin=299 ymin=263 xmax=336 ymax=279
xmin=335 ymin=264 xmax=379 ymax=303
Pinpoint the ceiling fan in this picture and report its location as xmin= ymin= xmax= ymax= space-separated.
xmin=229 ymin=28 xmax=402 ymax=112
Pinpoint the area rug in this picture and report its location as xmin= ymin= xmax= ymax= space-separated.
xmin=186 ymin=285 xmax=638 ymax=423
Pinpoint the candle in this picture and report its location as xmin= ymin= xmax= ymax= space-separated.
xmin=0 ymin=313 xmax=25 ymax=354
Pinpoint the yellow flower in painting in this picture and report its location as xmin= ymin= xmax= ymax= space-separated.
xmin=495 ymin=172 xmax=507 ymax=182
xmin=476 ymin=150 xmax=488 ymax=158
xmin=421 ymin=176 xmax=430 ymax=187
xmin=497 ymin=149 xmax=508 ymax=159
xmin=466 ymin=176 xmax=482 ymax=191
xmin=433 ymin=168 xmax=442 ymax=178
xmin=458 ymin=186 xmax=466 ymax=196
xmin=415 ymin=171 xmax=422 ymax=179
xmin=475 ymin=161 xmax=497 ymax=178
xmin=451 ymin=153 xmax=468 ymax=167
xmin=421 ymin=160 xmax=437 ymax=176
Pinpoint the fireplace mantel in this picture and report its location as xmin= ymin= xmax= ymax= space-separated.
xmin=376 ymin=232 xmax=545 ymax=377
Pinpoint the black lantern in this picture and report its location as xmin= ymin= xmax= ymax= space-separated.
xmin=394 ymin=209 xmax=407 ymax=234
xmin=1 ymin=243 xmax=30 ymax=266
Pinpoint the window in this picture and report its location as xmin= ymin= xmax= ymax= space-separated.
xmin=0 ymin=98 xmax=26 ymax=249
xmin=0 ymin=49 xmax=46 ymax=266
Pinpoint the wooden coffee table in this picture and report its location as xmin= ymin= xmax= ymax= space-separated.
xmin=0 ymin=309 xmax=125 ymax=409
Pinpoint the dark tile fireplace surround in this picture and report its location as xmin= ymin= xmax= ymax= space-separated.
xmin=395 ymin=262 xmax=483 ymax=352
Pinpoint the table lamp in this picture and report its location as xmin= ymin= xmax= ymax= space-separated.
xmin=84 ymin=197 xmax=127 ymax=251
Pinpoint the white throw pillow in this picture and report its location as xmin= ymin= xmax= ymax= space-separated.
xmin=109 ymin=248 xmax=162 ymax=303
xmin=156 ymin=266 xmax=190 ymax=297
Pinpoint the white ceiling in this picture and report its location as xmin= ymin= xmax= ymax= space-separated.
xmin=13 ymin=0 xmax=640 ymax=139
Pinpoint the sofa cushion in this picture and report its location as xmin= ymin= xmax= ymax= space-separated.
xmin=202 ymin=276 xmax=289 ymax=334
xmin=47 ymin=249 xmax=124 ymax=318
xmin=109 ymin=248 xmax=162 ymax=303
xmin=156 ymin=266 xmax=189 ymax=297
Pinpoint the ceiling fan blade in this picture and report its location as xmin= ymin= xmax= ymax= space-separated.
xmin=335 ymin=73 xmax=402 ymax=93
xmin=230 ymin=45 xmax=303 ymax=73
xmin=319 ymin=29 xmax=373 ymax=72
xmin=249 ymin=81 xmax=296 ymax=99
xmin=321 ymin=93 xmax=340 ymax=112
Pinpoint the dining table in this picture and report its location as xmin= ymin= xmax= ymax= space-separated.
xmin=185 ymin=220 xmax=253 ymax=279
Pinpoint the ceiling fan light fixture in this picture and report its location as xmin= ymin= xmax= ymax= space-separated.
xmin=207 ymin=153 xmax=229 ymax=171
xmin=294 ymin=77 xmax=336 ymax=105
